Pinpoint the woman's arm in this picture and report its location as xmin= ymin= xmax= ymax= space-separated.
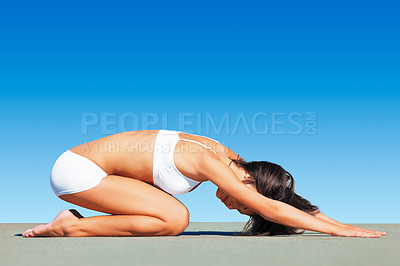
xmin=312 ymin=210 xmax=384 ymax=234
xmin=312 ymin=211 xmax=343 ymax=226
xmin=197 ymin=152 xmax=385 ymax=237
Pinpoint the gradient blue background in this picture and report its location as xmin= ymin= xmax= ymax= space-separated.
xmin=1 ymin=0 xmax=399 ymax=223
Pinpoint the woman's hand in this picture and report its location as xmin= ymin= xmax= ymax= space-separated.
xmin=312 ymin=211 xmax=387 ymax=238
xmin=330 ymin=224 xmax=386 ymax=238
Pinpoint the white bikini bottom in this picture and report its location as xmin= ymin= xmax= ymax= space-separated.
xmin=50 ymin=150 xmax=108 ymax=196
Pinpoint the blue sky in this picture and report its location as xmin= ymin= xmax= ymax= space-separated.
xmin=0 ymin=0 xmax=399 ymax=223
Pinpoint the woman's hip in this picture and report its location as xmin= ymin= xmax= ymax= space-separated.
xmin=50 ymin=150 xmax=108 ymax=197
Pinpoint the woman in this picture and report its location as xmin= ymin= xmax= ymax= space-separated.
xmin=23 ymin=129 xmax=385 ymax=238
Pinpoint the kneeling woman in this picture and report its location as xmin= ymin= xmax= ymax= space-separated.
xmin=23 ymin=130 xmax=385 ymax=238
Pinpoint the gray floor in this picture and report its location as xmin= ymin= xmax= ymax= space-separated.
xmin=1 ymin=223 xmax=398 ymax=266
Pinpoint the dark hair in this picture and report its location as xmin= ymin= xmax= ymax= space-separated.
xmin=231 ymin=159 xmax=320 ymax=236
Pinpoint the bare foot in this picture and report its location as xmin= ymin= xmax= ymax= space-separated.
xmin=22 ymin=209 xmax=83 ymax=237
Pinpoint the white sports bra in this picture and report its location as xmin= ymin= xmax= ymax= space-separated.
xmin=152 ymin=130 xmax=219 ymax=195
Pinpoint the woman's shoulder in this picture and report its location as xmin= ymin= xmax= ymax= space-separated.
xmin=177 ymin=132 xmax=242 ymax=160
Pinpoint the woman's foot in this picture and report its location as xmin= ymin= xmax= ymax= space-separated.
xmin=22 ymin=209 xmax=82 ymax=237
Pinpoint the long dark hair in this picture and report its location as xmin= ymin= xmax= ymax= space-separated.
xmin=231 ymin=159 xmax=320 ymax=236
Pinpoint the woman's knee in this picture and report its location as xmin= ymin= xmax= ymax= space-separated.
xmin=163 ymin=205 xmax=190 ymax=236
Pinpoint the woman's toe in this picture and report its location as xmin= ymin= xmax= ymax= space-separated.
xmin=23 ymin=229 xmax=33 ymax=237
xmin=32 ymin=224 xmax=49 ymax=236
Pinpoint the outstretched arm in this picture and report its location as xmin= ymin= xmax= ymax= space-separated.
xmin=197 ymin=153 xmax=385 ymax=238
xmin=312 ymin=211 xmax=343 ymax=226
xmin=312 ymin=210 xmax=383 ymax=233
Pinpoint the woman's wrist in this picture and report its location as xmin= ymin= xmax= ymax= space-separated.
xmin=326 ymin=223 xmax=342 ymax=235
xmin=313 ymin=211 xmax=346 ymax=227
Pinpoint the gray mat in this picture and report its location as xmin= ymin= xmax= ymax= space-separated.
xmin=1 ymin=223 xmax=399 ymax=266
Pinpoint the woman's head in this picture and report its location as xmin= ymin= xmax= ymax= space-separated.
xmin=230 ymin=159 xmax=319 ymax=236
xmin=216 ymin=174 xmax=258 ymax=216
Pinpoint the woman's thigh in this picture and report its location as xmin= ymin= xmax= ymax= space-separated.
xmin=59 ymin=175 xmax=189 ymax=227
